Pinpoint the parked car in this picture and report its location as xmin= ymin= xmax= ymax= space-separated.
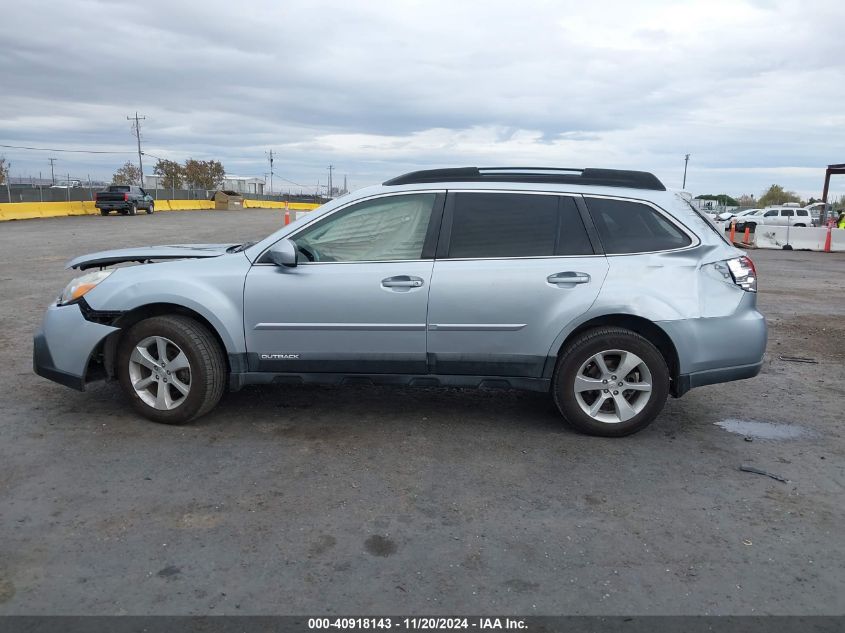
xmin=34 ymin=167 xmax=766 ymax=437
xmin=736 ymin=206 xmax=812 ymax=231
xmin=717 ymin=208 xmax=761 ymax=223
xmin=95 ymin=185 xmax=155 ymax=216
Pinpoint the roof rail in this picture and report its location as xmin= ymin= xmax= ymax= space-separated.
xmin=383 ymin=167 xmax=666 ymax=191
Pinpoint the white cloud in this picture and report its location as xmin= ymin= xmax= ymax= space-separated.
xmin=1 ymin=0 xmax=844 ymax=198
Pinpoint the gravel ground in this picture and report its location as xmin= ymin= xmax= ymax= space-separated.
xmin=0 ymin=210 xmax=843 ymax=615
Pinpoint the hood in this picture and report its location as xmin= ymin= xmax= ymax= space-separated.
xmin=66 ymin=243 xmax=237 ymax=270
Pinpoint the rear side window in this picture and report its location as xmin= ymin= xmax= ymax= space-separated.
xmin=782 ymin=210 xmax=794 ymax=217
xmin=586 ymin=197 xmax=692 ymax=254
xmin=446 ymin=193 xmax=593 ymax=258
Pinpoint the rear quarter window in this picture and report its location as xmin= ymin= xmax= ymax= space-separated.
xmin=585 ymin=197 xmax=692 ymax=254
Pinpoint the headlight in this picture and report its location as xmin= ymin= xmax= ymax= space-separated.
xmin=58 ymin=270 xmax=114 ymax=305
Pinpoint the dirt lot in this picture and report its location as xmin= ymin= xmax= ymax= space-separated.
xmin=0 ymin=210 xmax=843 ymax=615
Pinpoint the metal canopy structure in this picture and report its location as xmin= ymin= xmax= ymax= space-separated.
xmin=821 ymin=163 xmax=845 ymax=224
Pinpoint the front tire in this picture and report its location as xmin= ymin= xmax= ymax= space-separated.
xmin=116 ymin=315 xmax=226 ymax=424
xmin=146 ymin=203 xmax=154 ymax=215
xmin=552 ymin=327 xmax=669 ymax=437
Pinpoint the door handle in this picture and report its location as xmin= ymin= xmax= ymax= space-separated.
xmin=547 ymin=272 xmax=591 ymax=285
xmin=381 ymin=275 xmax=424 ymax=289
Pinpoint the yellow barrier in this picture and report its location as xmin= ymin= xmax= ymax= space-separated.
xmin=0 ymin=199 xmax=319 ymax=222
xmin=243 ymin=199 xmax=321 ymax=210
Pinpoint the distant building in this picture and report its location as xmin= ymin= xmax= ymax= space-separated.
xmin=144 ymin=174 xmax=265 ymax=195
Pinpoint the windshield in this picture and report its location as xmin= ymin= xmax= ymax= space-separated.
xmin=108 ymin=186 xmax=131 ymax=192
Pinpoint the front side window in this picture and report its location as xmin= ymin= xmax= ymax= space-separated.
xmin=293 ymin=193 xmax=436 ymax=262
xmin=446 ymin=193 xmax=593 ymax=258
xmin=796 ymin=210 xmax=808 ymax=217
xmin=586 ymin=197 xmax=692 ymax=254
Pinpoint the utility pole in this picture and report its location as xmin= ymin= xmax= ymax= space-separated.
xmin=48 ymin=157 xmax=57 ymax=185
xmin=127 ymin=112 xmax=146 ymax=185
xmin=327 ymin=164 xmax=334 ymax=198
xmin=4 ymin=161 xmax=10 ymax=204
xmin=266 ymin=150 xmax=274 ymax=195
xmin=682 ymin=154 xmax=690 ymax=189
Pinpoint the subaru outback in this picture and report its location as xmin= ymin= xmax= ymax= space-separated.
xmin=33 ymin=167 xmax=766 ymax=436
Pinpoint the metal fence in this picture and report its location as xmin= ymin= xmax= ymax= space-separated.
xmin=0 ymin=184 xmax=328 ymax=205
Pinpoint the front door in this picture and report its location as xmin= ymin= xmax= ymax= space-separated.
xmin=244 ymin=192 xmax=443 ymax=374
xmin=426 ymin=191 xmax=608 ymax=377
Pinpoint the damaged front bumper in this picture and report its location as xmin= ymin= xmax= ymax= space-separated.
xmin=33 ymin=301 xmax=118 ymax=391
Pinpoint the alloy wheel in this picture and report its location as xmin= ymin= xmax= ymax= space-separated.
xmin=127 ymin=335 xmax=192 ymax=410
xmin=573 ymin=349 xmax=653 ymax=423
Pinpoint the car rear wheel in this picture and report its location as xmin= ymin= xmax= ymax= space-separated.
xmin=116 ymin=315 xmax=226 ymax=424
xmin=129 ymin=204 xmax=138 ymax=216
xmin=99 ymin=209 xmax=109 ymax=216
xmin=552 ymin=327 xmax=669 ymax=437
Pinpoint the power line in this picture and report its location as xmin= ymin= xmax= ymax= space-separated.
xmin=0 ymin=143 xmax=133 ymax=154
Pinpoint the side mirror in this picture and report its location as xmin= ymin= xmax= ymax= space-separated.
xmin=267 ymin=239 xmax=298 ymax=267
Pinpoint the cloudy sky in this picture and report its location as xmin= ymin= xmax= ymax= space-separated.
xmin=2 ymin=0 xmax=844 ymax=198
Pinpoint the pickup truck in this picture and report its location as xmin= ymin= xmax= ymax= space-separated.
xmin=94 ymin=185 xmax=155 ymax=216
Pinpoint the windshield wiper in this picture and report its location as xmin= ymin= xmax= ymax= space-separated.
xmin=227 ymin=241 xmax=256 ymax=253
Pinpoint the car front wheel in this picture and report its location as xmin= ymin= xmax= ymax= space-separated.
xmin=552 ymin=327 xmax=669 ymax=437
xmin=116 ymin=315 xmax=226 ymax=424
xmin=146 ymin=203 xmax=154 ymax=215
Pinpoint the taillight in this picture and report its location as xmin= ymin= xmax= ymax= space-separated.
xmin=124 ymin=192 xmax=129 ymax=201
xmin=727 ymin=256 xmax=757 ymax=292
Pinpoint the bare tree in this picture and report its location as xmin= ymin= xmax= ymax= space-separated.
xmin=153 ymin=159 xmax=185 ymax=190
xmin=184 ymin=159 xmax=225 ymax=190
xmin=112 ymin=162 xmax=142 ymax=185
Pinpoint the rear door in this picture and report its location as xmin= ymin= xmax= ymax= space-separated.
xmin=426 ymin=191 xmax=608 ymax=377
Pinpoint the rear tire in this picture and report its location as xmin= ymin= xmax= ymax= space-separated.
xmin=99 ymin=209 xmax=109 ymax=216
xmin=129 ymin=204 xmax=138 ymax=216
xmin=551 ymin=327 xmax=669 ymax=437
xmin=116 ymin=315 xmax=226 ymax=425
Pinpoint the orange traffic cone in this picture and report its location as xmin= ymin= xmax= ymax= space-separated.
xmin=743 ymin=227 xmax=750 ymax=244
xmin=729 ymin=220 xmax=736 ymax=243
xmin=824 ymin=225 xmax=832 ymax=253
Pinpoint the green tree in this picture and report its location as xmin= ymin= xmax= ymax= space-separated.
xmin=153 ymin=159 xmax=185 ymax=190
xmin=184 ymin=159 xmax=225 ymax=190
xmin=695 ymin=193 xmax=739 ymax=206
xmin=758 ymin=184 xmax=801 ymax=207
xmin=112 ymin=161 xmax=142 ymax=185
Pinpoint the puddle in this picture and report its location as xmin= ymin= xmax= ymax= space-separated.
xmin=715 ymin=418 xmax=818 ymax=440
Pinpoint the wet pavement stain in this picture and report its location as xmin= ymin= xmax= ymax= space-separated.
xmin=715 ymin=418 xmax=818 ymax=440
xmin=364 ymin=535 xmax=397 ymax=557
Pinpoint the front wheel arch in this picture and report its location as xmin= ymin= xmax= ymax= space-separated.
xmin=102 ymin=303 xmax=234 ymax=380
